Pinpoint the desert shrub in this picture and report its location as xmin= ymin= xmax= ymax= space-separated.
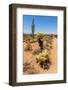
xmin=24 ymin=38 xmax=32 ymax=51
xmin=44 ymin=35 xmax=53 ymax=50
xmin=24 ymin=44 xmax=32 ymax=51
xmin=28 ymin=66 xmax=39 ymax=74
xmin=23 ymin=62 xmax=39 ymax=74
xmin=30 ymin=39 xmax=37 ymax=43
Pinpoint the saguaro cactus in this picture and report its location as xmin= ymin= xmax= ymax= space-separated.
xmin=32 ymin=18 xmax=35 ymax=39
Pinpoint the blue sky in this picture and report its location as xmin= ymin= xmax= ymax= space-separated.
xmin=23 ymin=15 xmax=57 ymax=34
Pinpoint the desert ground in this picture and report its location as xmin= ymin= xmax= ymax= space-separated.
xmin=23 ymin=36 xmax=57 ymax=74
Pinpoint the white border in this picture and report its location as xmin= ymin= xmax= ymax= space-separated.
xmin=16 ymin=8 xmax=64 ymax=82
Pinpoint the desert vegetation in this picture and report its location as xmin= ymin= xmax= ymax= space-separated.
xmin=23 ymin=33 xmax=57 ymax=74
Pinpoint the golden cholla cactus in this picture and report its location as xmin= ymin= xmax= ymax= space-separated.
xmin=36 ymin=32 xmax=45 ymax=38
xmin=36 ymin=49 xmax=49 ymax=63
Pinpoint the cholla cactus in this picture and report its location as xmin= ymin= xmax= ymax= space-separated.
xmin=35 ymin=50 xmax=51 ymax=70
xmin=36 ymin=32 xmax=45 ymax=39
xmin=36 ymin=32 xmax=45 ymax=51
xmin=36 ymin=50 xmax=49 ymax=63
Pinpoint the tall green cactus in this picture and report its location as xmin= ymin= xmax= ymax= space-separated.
xmin=32 ymin=18 xmax=35 ymax=39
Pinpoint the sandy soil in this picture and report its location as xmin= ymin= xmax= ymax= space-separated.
xmin=23 ymin=37 xmax=57 ymax=74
